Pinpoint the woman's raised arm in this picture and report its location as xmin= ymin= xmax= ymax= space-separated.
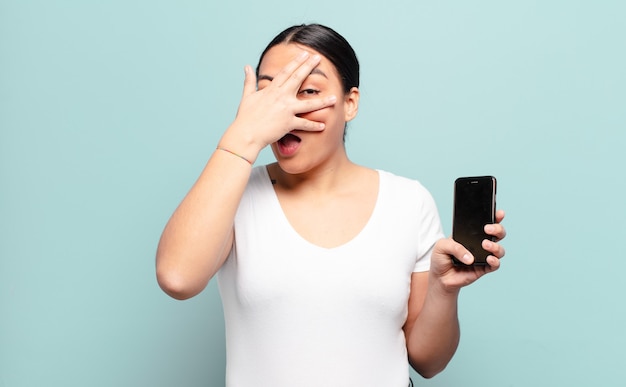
xmin=156 ymin=53 xmax=336 ymax=299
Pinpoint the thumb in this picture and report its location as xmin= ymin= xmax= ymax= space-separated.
xmin=241 ymin=65 xmax=256 ymax=97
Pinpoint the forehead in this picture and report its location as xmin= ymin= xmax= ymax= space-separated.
xmin=258 ymin=43 xmax=338 ymax=78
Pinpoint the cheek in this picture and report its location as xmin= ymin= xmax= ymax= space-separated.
xmin=297 ymin=106 xmax=339 ymax=123
xmin=298 ymin=109 xmax=324 ymax=122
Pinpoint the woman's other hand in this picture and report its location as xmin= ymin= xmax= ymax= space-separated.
xmin=429 ymin=210 xmax=507 ymax=294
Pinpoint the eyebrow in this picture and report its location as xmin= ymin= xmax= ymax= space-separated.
xmin=258 ymin=68 xmax=328 ymax=82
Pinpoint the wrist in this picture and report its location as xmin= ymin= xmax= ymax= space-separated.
xmin=218 ymin=124 xmax=265 ymax=164
xmin=428 ymin=273 xmax=461 ymax=299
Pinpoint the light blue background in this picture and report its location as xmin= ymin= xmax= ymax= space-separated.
xmin=1 ymin=1 xmax=624 ymax=386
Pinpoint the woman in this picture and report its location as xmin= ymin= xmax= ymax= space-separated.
xmin=156 ymin=24 xmax=507 ymax=386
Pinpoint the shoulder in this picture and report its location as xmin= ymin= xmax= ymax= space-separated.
xmin=243 ymin=165 xmax=270 ymax=191
xmin=250 ymin=165 xmax=268 ymax=182
xmin=377 ymin=170 xmax=434 ymax=202
xmin=238 ymin=165 xmax=272 ymax=206
xmin=375 ymin=170 xmax=441 ymax=227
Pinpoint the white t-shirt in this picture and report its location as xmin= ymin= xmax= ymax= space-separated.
xmin=217 ymin=166 xmax=444 ymax=387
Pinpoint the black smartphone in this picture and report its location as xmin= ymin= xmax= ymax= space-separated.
xmin=452 ymin=176 xmax=497 ymax=266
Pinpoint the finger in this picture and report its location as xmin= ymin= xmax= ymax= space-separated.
xmin=294 ymin=95 xmax=337 ymax=116
xmin=282 ymin=54 xmax=322 ymax=89
xmin=241 ymin=65 xmax=257 ymax=98
xmin=484 ymin=223 xmax=507 ymax=241
xmin=485 ymin=255 xmax=501 ymax=271
xmin=482 ymin=239 xmax=506 ymax=259
xmin=271 ymin=51 xmax=312 ymax=86
xmin=438 ymin=237 xmax=474 ymax=265
xmin=495 ymin=209 xmax=505 ymax=223
xmin=291 ymin=117 xmax=326 ymax=132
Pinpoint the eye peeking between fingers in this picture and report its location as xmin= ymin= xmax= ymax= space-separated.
xmin=298 ymin=88 xmax=321 ymax=97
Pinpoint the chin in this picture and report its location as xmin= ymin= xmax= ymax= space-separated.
xmin=275 ymin=158 xmax=308 ymax=175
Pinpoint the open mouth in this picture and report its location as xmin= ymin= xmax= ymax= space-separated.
xmin=277 ymin=133 xmax=302 ymax=156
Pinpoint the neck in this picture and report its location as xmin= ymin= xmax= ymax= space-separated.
xmin=268 ymin=156 xmax=358 ymax=195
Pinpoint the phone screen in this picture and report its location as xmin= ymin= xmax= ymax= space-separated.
xmin=452 ymin=176 xmax=497 ymax=265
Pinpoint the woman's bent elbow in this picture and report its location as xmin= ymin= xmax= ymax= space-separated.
xmin=409 ymin=355 xmax=450 ymax=380
xmin=412 ymin=366 xmax=445 ymax=380
xmin=156 ymin=264 xmax=206 ymax=300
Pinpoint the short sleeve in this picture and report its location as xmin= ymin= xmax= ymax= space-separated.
xmin=412 ymin=182 xmax=444 ymax=272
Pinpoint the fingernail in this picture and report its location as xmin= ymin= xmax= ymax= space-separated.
xmin=298 ymin=51 xmax=309 ymax=60
xmin=463 ymin=253 xmax=473 ymax=264
xmin=485 ymin=224 xmax=494 ymax=233
xmin=328 ymin=95 xmax=337 ymax=103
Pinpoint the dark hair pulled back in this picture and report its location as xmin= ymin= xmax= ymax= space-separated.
xmin=256 ymin=24 xmax=359 ymax=94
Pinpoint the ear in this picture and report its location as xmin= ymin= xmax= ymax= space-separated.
xmin=343 ymin=87 xmax=360 ymax=122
